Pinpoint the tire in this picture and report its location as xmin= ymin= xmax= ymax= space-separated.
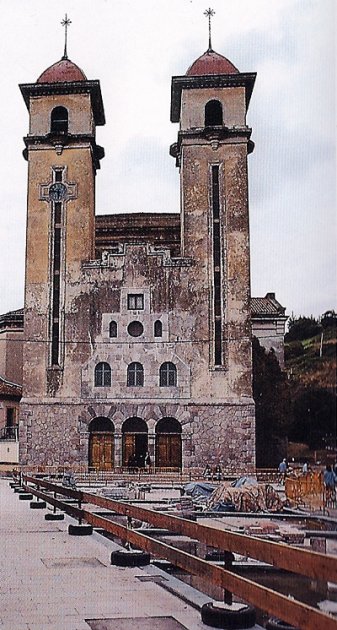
xmin=110 ymin=549 xmax=151 ymax=567
xmin=30 ymin=501 xmax=47 ymax=509
xmin=201 ymin=602 xmax=256 ymax=629
xmin=45 ymin=513 xmax=65 ymax=521
xmin=19 ymin=493 xmax=33 ymax=500
xmin=68 ymin=524 xmax=93 ymax=536
xmin=14 ymin=487 xmax=24 ymax=493
xmin=266 ymin=618 xmax=299 ymax=630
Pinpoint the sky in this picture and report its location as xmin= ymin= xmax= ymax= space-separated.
xmin=0 ymin=0 xmax=335 ymax=319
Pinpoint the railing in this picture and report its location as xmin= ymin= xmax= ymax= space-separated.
xmin=20 ymin=473 xmax=337 ymax=630
xmin=0 ymin=426 xmax=19 ymax=441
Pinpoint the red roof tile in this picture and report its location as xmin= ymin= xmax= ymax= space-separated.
xmin=186 ymin=49 xmax=239 ymax=76
xmin=37 ymin=58 xmax=86 ymax=84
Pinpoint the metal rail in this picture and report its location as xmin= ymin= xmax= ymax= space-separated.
xmin=21 ymin=474 xmax=337 ymax=630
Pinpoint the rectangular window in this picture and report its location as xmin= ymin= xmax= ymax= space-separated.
xmin=127 ymin=294 xmax=144 ymax=310
xmin=6 ymin=408 xmax=15 ymax=427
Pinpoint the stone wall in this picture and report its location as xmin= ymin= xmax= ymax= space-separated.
xmin=19 ymin=399 xmax=255 ymax=470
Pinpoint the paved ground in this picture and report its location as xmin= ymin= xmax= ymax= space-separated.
xmin=0 ymin=479 xmax=215 ymax=630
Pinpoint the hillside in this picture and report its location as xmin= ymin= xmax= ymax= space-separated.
xmin=284 ymin=324 xmax=336 ymax=452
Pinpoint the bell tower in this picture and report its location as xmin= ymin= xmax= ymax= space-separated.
xmin=19 ymin=54 xmax=105 ymax=401
xmin=170 ymin=40 xmax=256 ymax=397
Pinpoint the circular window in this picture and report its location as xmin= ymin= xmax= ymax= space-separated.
xmin=127 ymin=321 xmax=144 ymax=337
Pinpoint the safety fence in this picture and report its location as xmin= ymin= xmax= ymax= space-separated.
xmin=14 ymin=466 xmax=281 ymax=483
xmin=18 ymin=473 xmax=337 ymax=630
xmin=285 ymin=472 xmax=336 ymax=512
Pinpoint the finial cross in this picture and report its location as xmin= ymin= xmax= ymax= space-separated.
xmin=204 ymin=7 xmax=215 ymax=51
xmin=61 ymin=14 xmax=72 ymax=59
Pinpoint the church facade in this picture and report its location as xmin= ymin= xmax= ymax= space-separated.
xmin=12 ymin=44 xmax=286 ymax=471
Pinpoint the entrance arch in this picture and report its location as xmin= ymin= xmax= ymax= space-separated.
xmin=155 ymin=417 xmax=182 ymax=469
xmin=122 ymin=417 xmax=148 ymax=468
xmin=88 ymin=417 xmax=115 ymax=471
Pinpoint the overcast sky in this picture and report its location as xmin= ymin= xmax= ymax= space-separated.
xmin=0 ymin=0 xmax=335 ymax=318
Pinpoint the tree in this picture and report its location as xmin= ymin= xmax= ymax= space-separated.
xmin=285 ymin=315 xmax=321 ymax=342
xmin=252 ymin=337 xmax=292 ymax=467
xmin=289 ymin=388 xmax=336 ymax=449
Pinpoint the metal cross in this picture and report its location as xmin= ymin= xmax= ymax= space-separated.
xmin=61 ymin=14 xmax=72 ymax=59
xmin=204 ymin=7 xmax=215 ymax=51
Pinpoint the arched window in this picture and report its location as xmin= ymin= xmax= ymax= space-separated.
xmin=160 ymin=362 xmax=177 ymax=387
xmin=51 ymin=106 xmax=69 ymax=134
xmin=94 ymin=362 xmax=111 ymax=387
xmin=127 ymin=362 xmax=144 ymax=387
xmin=154 ymin=320 xmax=162 ymax=337
xmin=205 ymin=100 xmax=223 ymax=126
xmin=109 ymin=321 xmax=117 ymax=338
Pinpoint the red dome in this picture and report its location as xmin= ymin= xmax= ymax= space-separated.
xmin=186 ymin=49 xmax=239 ymax=76
xmin=37 ymin=58 xmax=87 ymax=84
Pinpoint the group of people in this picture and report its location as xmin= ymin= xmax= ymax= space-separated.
xmin=127 ymin=452 xmax=152 ymax=472
xmin=278 ymin=458 xmax=337 ymax=498
xmin=203 ymin=464 xmax=223 ymax=481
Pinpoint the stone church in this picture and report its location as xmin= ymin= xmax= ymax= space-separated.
xmin=0 ymin=40 xmax=287 ymax=471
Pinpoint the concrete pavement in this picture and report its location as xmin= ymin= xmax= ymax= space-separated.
xmin=0 ymin=479 xmax=214 ymax=630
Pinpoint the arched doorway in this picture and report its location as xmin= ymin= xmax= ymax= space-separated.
xmin=155 ymin=417 xmax=182 ymax=469
xmin=122 ymin=417 xmax=148 ymax=468
xmin=88 ymin=417 xmax=115 ymax=471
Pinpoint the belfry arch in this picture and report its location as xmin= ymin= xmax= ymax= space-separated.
xmin=88 ymin=416 xmax=114 ymax=471
xmin=155 ymin=417 xmax=182 ymax=469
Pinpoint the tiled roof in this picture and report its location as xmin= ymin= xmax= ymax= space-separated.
xmin=0 ymin=308 xmax=24 ymax=330
xmin=0 ymin=376 xmax=22 ymax=399
xmin=251 ymin=293 xmax=286 ymax=318
xmin=186 ymin=49 xmax=239 ymax=76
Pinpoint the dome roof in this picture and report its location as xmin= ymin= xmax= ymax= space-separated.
xmin=186 ymin=49 xmax=239 ymax=76
xmin=37 ymin=58 xmax=87 ymax=84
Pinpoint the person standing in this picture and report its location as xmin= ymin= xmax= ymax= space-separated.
xmin=323 ymin=464 xmax=336 ymax=504
xmin=278 ymin=458 xmax=287 ymax=481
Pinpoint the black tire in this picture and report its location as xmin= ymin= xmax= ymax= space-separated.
xmin=266 ymin=618 xmax=299 ymax=630
xmin=110 ymin=549 xmax=151 ymax=567
xmin=45 ymin=513 xmax=65 ymax=521
xmin=30 ymin=501 xmax=47 ymax=509
xmin=201 ymin=602 xmax=256 ymax=629
xmin=68 ymin=524 xmax=93 ymax=536
xmin=14 ymin=487 xmax=24 ymax=493
xmin=19 ymin=493 xmax=33 ymax=500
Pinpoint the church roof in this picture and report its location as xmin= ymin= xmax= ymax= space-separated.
xmin=186 ymin=49 xmax=239 ymax=76
xmin=37 ymin=57 xmax=87 ymax=84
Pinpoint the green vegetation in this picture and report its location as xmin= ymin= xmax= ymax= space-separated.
xmin=285 ymin=311 xmax=336 ymax=454
xmin=253 ymin=310 xmax=336 ymax=466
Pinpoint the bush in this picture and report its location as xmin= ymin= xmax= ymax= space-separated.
xmin=284 ymin=341 xmax=304 ymax=361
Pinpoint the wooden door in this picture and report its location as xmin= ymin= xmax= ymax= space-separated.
xmin=123 ymin=433 xmax=135 ymax=467
xmin=89 ymin=433 xmax=114 ymax=471
xmin=156 ymin=434 xmax=182 ymax=468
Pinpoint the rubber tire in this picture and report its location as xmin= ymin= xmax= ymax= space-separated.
xmin=110 ymin=550 xmax=151 ymax=567
xmin=14 ymin=487 xmax=24 ymax=493
xmin=266 ymin=618 xmax=299 ymax=630
xmin=19 ymin=493 xmax=33 ymax=500
xmin=201 ymin=602 xmax=256 ymax=629
xmin=30 ymin=501 xmax=47 ymax=509
xmin=45 ymin=513 xmax=65 ymax=521
xmin=68 ymin=524 xmax=93 ymax=536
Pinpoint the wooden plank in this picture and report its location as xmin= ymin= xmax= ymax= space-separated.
xmin=82 ymin=510 xmax=337 ymax=630
xmin=80 ymin=489 xmax=337 ymax=582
